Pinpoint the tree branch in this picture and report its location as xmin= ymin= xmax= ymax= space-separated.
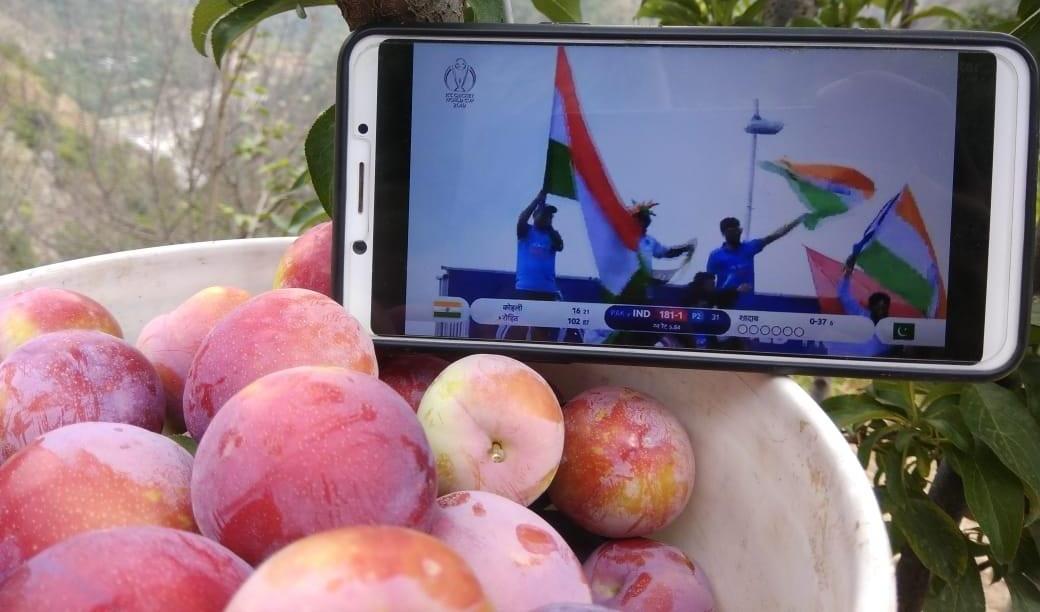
xmin=335 ymin=0 xmax=464 ymax=29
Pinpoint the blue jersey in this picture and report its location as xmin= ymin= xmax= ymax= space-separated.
xmin=707 ymin=239 xmax=766 ymax=290
xmin=516 ymin=225 xmax=559 ymax=293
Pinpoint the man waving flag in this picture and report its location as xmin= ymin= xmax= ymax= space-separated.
xmin=541 ymin=46 xmax=645 ymax=298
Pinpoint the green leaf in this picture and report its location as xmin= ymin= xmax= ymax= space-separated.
xmin=305 ymin=105 xmax=336 ymax=217
xmin=923 ymin=395 xmax=973 ymax=452
xmin=1019 ymin=353 xmax=1040 ymax=421
xmin=290 ymin=169 xmax=310 ymax=191
xmin=532 ymin=0 xmax=582 ymax=22
xmin=870 ymin=381 xmax=913 ymax=414
xmin=1027 ymin=485 xmax=1040 ymax=526
xmin=903 ymin=5 xmax=965 ymax=25
xmin=192 ymin=0 xmax=239 ymax=56
xmin=211 ymin=0 xmax=335 ymax=66
xmin=1018 ymin=524 xmax=1040 ymax=579
xmin=637 ymin=0 xmax=702 ymax=24
xmin=881 ymin=448 xmax=910 ymax=509
xmin=1007 ymin=574 xmax=1040 ymax=611
xmin=921 ymin=382 xmax=966 ymax=409
xmin=818 ymin=4 xmax=841 ymax=25
xmin=166 ymin=434 xmax=198 ymax=455
xmin=892 ymin=497 xmax=970 ymax=582
xmin=853 ymin=16 xmax=882 ymax=27
xmin=466 ymin=0 xmax=508 ymax=22
xmin=733 ymin=0 xmax=765 ymax=25
xmin=1021 ymin=0 xmax=1040 ymax=21
xmin=960 ymin=383 xmax=1040 ymax=506
xmin=822 ymin=394 xmax=906 ymax=430
xmin=288 ymin=199 xmax=328 ymax=234
xmin=922 ymin=565 xmax=985 ymax=612
xmin=948 ymin=447 xmax=1024 ymax=564
xmin=1029 ymin=324 xmax=1040 ymax=347
xmin=858 ymin=424 xmax=899 ymax=468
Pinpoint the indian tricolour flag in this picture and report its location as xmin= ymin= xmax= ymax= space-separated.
xmin=760 ymin=158 xmax=876 ymax=230
xmin=850 ymin=186 xmax=947 ymax=317
xmin=542 ymin=47 xmax=643 ymax=297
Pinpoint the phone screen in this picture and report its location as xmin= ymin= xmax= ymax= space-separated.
xmin=370 ymin=40 xmax=996 ymax=362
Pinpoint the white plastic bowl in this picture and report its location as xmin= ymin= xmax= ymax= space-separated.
xmin=0 ymin=238 xmax=896 ymax=612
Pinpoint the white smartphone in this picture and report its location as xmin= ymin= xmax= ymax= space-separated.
xmin=333 ymin=24 xmax=1038 ymax=380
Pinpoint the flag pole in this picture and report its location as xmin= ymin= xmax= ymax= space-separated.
xmin=744 ymin=99 xmax=784 ymax=238
xmin=744 ymin=99 xmax=760 ymax=236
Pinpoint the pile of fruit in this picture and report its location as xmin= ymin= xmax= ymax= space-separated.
xmin=0 ymin=223 xmax=714 ymax=612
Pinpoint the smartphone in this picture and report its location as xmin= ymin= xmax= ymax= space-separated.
xmin=334 ymin=24 xmax=1038 ymax=380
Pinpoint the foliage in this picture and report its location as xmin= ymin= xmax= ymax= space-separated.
xmin=821 ymin=311 xmax=1040 ymax=610
xmin=635 ymin=0 xmax=966 ymax=27
xmin=636 ymin=0 xmax=765 ymax=26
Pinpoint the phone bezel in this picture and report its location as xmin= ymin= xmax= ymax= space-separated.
xmin=333 ymin=24 xmax=1038 ymax=380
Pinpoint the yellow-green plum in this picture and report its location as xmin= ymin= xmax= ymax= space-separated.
xmin=418 ymin=354 xmax=563 ymax=506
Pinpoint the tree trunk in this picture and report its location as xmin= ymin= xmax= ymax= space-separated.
xmin=895 ymin=461 xmax=967 ymax=612
xmin=900 ymin=0 xmax=916 ymax=27
xmin=335 ymin=0 xmax=464 ymax=29
xmin=761 ymin=0 xmax=815 ymax=26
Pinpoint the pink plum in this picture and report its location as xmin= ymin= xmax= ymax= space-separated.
xmin=0 ymin=287 xmax=122 ymax=361
xmin=182 ymin=288 xmax=377 ymax=440
xmin=0 ymin=422 xmax=195 ymax=581
xmin=583 ymin=539 xmax=715 ymax=612
xmin=136 ymin=286 xmax=251 ymax=432
xmin=379 ymin=353 xmax=450 ymax=412
xmin=191 ymin=366 xmax=437 ymax=565
xmin=274 ymin=221 xmax=333 ymax=298
xmin=0 ymin=526 xmax=251 ymax=612
xmin=431 ymin=490 xmax=592 ymax=610
xmin=225 ymin=526 xmax=492 ymax=612
xmin=0 ymin=330 xmax=165 ymax=461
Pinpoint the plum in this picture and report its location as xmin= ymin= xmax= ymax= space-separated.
xmin=0 ymin=526 xmax=251 ymax=612
xmin=548 ymin=387 xmax=695 ymax=538
xmin=182 ymin=288 xmax=377 ymax=440
xmin=274 ymin=221 xmax=333 ymax=298
xmin=225 ymin=526 xmax=491 ymax=612
xmin=431 ymin=490 xmax=592 ymax=611
xmin=0 ymin=330 xmax=165 ymax=461
xmin=191 ymin=366 xmax=436 ymax=565
xmin=418 ymin=354 xmax=563 ymax=506
xmin=0 ymin=287 xmax=122 ymax=361
xmin=136 ymin=286 xmax=251 ymax=432
xmin=0 ymin=422 xmax=195 ymax=580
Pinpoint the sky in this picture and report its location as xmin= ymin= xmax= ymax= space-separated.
xmin=405 ymin=41 xmax=958 ymax=315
